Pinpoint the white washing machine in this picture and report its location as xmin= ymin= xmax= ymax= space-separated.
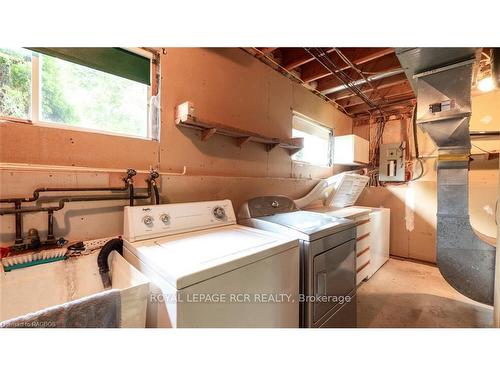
xmin=122 ymin=200 xmax=300 ymax=328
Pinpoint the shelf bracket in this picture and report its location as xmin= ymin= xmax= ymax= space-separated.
xmin=201 ymin=128 xmax=217 ymax=142
xmin=237 ymin=137 xmax=252 ymax=147
xmin=266 ymin=143 xmax=279 ymax=152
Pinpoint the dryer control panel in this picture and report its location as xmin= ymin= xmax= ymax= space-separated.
xmin=124 ymin=200 xmax=236 ymax=242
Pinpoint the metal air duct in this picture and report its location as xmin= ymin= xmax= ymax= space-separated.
xmin=396 ymin=48 xmax=496 ymax=306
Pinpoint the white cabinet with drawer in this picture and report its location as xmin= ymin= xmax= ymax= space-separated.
xmin=353 ymin=214 xmax=371 ymax=285
xmin=312 ymin=205 xmax=390 ymax=286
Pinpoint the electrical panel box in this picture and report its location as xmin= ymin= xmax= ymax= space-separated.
xmin=379 ymin=142 xmax=406 ymax=182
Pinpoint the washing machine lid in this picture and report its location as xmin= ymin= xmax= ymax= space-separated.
xmin=257 ymin=210 xmax=354 ymax=240
xmin=126 ymin=225 xmax=297 ymax=289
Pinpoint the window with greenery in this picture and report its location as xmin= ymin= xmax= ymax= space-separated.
xmin=0 ymin=48 xmax=153 ymax=139
xmin=291 ymin=114 xmax=333 ymax=166
xmin=0 ymin=48 xmax=32 ymax=119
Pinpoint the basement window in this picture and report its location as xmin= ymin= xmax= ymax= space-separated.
xmin=0 ymin=48 xmax=155 ymax=140
xmin=0 ymin=48 xmax=32 ymax=120
xmin=291 ymin=114 xmax=334 ymax=166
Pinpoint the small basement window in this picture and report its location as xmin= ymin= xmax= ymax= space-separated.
xmin=0 ymin=47 xmax=155 ymax=139
xmin=291 ymin=114 xmax=333 ymax=166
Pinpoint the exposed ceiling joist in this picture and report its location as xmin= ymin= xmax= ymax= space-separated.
xmin=282 ymin=48 xmax=334 ymax=70
xmin=246 ymin=47 xmax=416 ymax=119
xmin=348 ymin=93 xmax=416 ymax=115
xmin=301 ymin=48 xmax=395 ymax=83
xmin=337 ymin=81 xmax=413 ymax=108
xmin=327 ymin=73 xmax=409 ymax=101
xmin=258 ymin=47 xmax=277 ymax=54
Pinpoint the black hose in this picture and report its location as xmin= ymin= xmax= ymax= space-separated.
xmin=153 ymin=183 xmax=160 ymax=205
xmin=129 ymin=183 xmax=135 ymax=207
xmin=97 ymin=238 xmax=123 ymax=289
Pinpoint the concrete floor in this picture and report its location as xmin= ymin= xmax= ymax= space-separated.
xmin=357 ymin=258 xmax=493 ymax=328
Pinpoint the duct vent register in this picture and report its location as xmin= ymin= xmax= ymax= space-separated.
xmin=397 ymin=48 xmax=496 ymax=306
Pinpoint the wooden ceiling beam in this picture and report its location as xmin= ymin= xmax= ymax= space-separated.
xmin=257 ymin=47 xmax=278 ymax=54
xmin=337 ymin=81 xmax=413 ymax=108
xmin=327 ymin=73 xmax=409 ymax=101
xmin=353 ymin=104 xmax=415 ymax=119
xmin=282 ymin=48 xmax=334 ymax=71
xmin=350 ymin=47 xmax=394 ymax=66
xmin=301 ymin=48 xmax=395 ymax=83
xmin=348 ymin=94 xmax=416 ymax=115
xmin=315 ymin=53 xmax=401 ymax=91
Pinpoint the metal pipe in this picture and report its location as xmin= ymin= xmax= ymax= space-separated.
xmin=47 ymin=210 xmax=54 ymax=241
xmin=133 ymin=180 xmax=153 ymax=201
xmin=0 ymin=195 xmax=131 ymax=215
xmin=153 ymin=183 xmax=160 ymax=205
xmin=0 ymin=162 xmax=187 ymax=176
xmin=14 ymin=201 xmax=23 ymax=244
xmin=0 ymin=184 xmax=130 ymax=204
xmin=0 ymin=184 xmax=155 ymax=215
xmin=0 ymin=179 xmax=156 ymax=215
xmin=305 ymin=48 xmax=384 ymax=115
xmin=0 ymin=169 xmax=160 ymax=253
xmin=470 ymin=130 xmax=500 ymax=138
xmin=244 ymin=48 xmax=350 ymax=115
xmin=333 ymin=48 xmax=376 ymax=91
xmin=129 ymin=184 xmax=135 ymax=207
xmin=321 ymin=68 xmax=404 ymax=96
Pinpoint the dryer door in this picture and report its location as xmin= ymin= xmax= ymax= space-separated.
xmin=313 ymin=239 xmax=356 ymax=322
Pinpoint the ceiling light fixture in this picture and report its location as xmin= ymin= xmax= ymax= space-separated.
xmin=478 ymin=76 xmax=495 ymax=92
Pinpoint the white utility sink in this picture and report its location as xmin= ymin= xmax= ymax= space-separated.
xmin=0 ymin=252 xmax=150 ymax=328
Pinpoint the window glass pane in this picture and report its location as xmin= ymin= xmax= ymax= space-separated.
xmin=291 ymin=116 xmax=333 ymax=166
xmin=0 ymin=48 xmax=31 ymax=119
xmin=40 ymin=54 xmax=149 ymax=138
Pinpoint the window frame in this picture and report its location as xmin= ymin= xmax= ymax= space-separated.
xmin=291 ymin=112 xmax=334 ymax=167
xmin=1 ymin=48 xmax=155 ymax=141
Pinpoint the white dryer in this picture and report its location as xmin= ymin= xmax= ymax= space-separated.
xmin=122 ymin=200 xmax=300 ymax=328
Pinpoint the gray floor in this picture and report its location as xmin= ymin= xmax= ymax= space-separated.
xmin=357 ymin=258 xmax=493 ymax=328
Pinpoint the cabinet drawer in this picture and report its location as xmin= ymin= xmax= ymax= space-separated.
xmin=356 ymin=247 xmax=370 ymax=267
xmin=356 ymin=220 xmax=371 ymax=238
xmin=356 ymin=236 xmax=370 ymax=253
xmin=356 ymin=261 xmax=370 ymax=285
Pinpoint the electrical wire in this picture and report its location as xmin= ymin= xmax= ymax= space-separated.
xmin=410 ymin=158 xmax=425 ymax=181
xmin=247 ymin=48 xmax=350 ymax=115
xmin=304 ymin=48 xmax=386 ymax=117
xmin=472 ymin=143 xmax=496 ymax=154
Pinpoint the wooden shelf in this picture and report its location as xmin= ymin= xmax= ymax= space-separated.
xmin=175 ymin=112 xmax=303 ymax=155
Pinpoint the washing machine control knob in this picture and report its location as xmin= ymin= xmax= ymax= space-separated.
xmin=142 ymin=215 xmax=154 ymax=226
xmin=212 ymin=206 xmax=226 ymax=220
xmin=160 ymin=213 xmax=170 ymax=225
